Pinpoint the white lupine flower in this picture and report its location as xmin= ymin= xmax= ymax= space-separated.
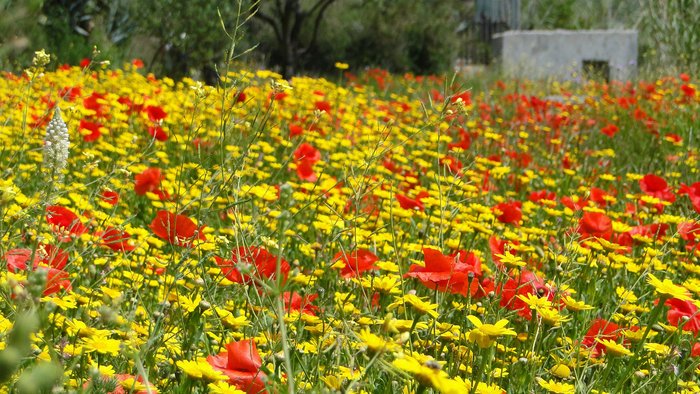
xmin=43 ymin=107 xmax=70 ymax=176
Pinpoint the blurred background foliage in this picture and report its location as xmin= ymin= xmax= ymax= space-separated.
xmin=1 ymin=0 xmax=699 ymax=80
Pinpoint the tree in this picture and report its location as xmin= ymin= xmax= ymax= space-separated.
xmin=131 ymin=0 xmax=251 ymax=84
xmin=252 ymin=0 xmax=337 ymax=78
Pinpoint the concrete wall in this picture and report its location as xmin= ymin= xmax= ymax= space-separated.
xmin=492 ymin=30 xmax=638 ymax=81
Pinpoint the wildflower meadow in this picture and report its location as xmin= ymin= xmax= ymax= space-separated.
xmin=0 ymin=52 xmax=699 ymax=394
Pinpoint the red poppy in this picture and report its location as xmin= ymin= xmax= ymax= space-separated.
xmin=493 ymin=201 xmax=522 ymax=226
xmin=665 ymin=298 xmax=700 ymax=334
xmin=577 ymin=211 xmax=612 ymax=240
xmin=395 ymin=191 xmax=429 ymax=211
xmin=148 ymin=125 xmax=168 ymax=141
xmin=207 ymin=339 xmax=268 ymax=394
xmin=528 ymin=190 xmax=556 ymax=204
xmin=100 ymin=190 xmax=119 ymax=205
xmin=134 ymin=168 xmax=164 ymax=195
xmin=629 ymin=223 xmax=669 ymax=241
xmin=97 ymin=227 xmax=136 ymax=252
xmin=4 ymin=247 xmax=71 ymax=296
xmin=214 ymin=246 xmax=289 ymax=284
xmin=58 ymin=86 xmax=82 ymax=102
xmin=448 ymin=129 xmax=471 ymax=151
xmin=295 ymin=160 xmax=317 ymax=182
xmin=79 ymin=119 xmax=103 ymax=142
xmin=498 ymin=270 xmax=552 ymax=319
xmin=678 ymin=221 xmax=700 ymax=250
xmin=440 ymin=155 xmax=463 ymax=174
xmin=600 ymin=124 xmax=619 ymax=137
xmin=450 ymin=91 xmax=472 ymax=105
xmin=83 ymin=92 xmax=108 ymax=118
xmin=46 ymin=205 xmax=88 ymax=237
xmin=283 ymin=292 xmax=319 ymax=315
xmin=294 ymin=143 xmax=321 ymax=163
xmin=149 ymin=211 xmax=206 ymax=247
xmin=679 ymin=182 xmax=700 ymax=213
xmin=405 ymin=248 xmax=482 ymax=295
xmin=80 ymin=58 xmax=91 ymax=68
xmin=289 ymin=124 xmax=304 ymax=137
xmin=314 ymin=101 xmax=331 ymax=113
xmin=693 ymin=343 xmax=700 ymax=358
xmin=145 ymin=105 xmax=167 ymax=122
xmin=42 ymin=267 xmax=72 ymax=296
xmin=639 ymin=174 xmax=676 ymax=204
xmin=293 ymin=143 xmax=321 ymax=182
xmin=681 ymin=84 xmax=696 ymax=98
xmin=132 ymin=58 xmax=145 ymax=69
xmin=269 ymin=91 xmax=287 ymax=101
xmin=582 ymin=318 xmax=622 ymax=358
xmin=589 ymin=187 xmax=611 ymax=207
xmin=333 ymin=249 xmax=379 ymax=278
xmin=4 ymin=244 xmax=68 ymax=272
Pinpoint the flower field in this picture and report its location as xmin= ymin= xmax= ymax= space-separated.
xmin=0 ymin=58 xmax=699 ymax=394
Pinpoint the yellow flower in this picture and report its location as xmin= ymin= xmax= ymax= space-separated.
xmin=177 ymin=359 xmax=228 ymax=381
xmin=622 ymin=328 xmax=656 ymax=342
xmin=516 ymin=292 xmax=552 ymax=311
xmin=550 ymin=364 xmax=571 ymax=379
xmin=208 ymin=381 xmax=246 ymax=394
xmin=595 ymin=338 xmax=633 ymax=357
xmin=644 ymin=342 xmax=674 ymax=356
xmin=357 ymin=274 xmax=402 ymax=294
xmin=562 ymin=296 xmax=594 ymax=312
xmin=466 ymin=315 xmax=516 ymax=348
xmin=387 ymin=294 xmax=439 ymax=318
xmin=81 ymin=336 xmax=121 ymax=356
xmin=334 ymin=62 xmax=349 ymax=70
xmin=537 ymin=378 xmax=575 ymax=394
xmin=494 ymin=250 xmax=525 ymax=268
xmin=537 ymin=307 xmax=571 ymax=327
xmin=119 ymin=377 xmax=149 ymax=393
xmin=647 ymin=274 xmax=692 ymax=301
xmin=392 ymin=355 xmax=447 ymax=389
xmin=357 ymin=329 xmax=400 ymax=354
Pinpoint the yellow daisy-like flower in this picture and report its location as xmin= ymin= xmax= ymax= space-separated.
xmin=644 ymin=342 xmax=674 ymax=356
xmin=81 ymin=336 xmax=121 ymax=356
xmin=622 ymin=328 xmax=656 ymax=342
xmin=357 ymin=329 xmax=400 ymax=354
xmin=647 ymin=274 xmax=692 ymax=301
xmin=176 ymin=358 xmax=228 ymax=382
xmin=392 ymin=355 xmax=447 ymax=389
xmin=537 ymin=378 xmax=575 ymax=394
xmin=466 ymin=315 xmax=517 ymax=348
xmin=494 ymin=250 xmax=525 ymax=268
xmin=208 ymin=381 xmax=246 ymax=394
xmin=562 ymin=296 xmax=594 ymax=312
xmin=517 ymin=292 xmax=552 ymax=311
xmin=537 ymin=307 xmax=572 ymax=327
xmin=387 ymin=294 xmax=439 ymax=318
xmin=595 ymin=338 xmax=633 ymax=357
xmin=119 ymin=377 xmax=150 ymax=393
